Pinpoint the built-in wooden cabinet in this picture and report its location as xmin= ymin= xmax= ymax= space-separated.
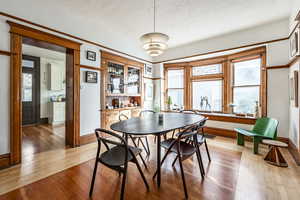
xmin=101 ymin=51 xmax=144 ymax=131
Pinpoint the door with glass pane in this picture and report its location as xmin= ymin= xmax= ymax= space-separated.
xmin=22 ymin=55 xmax=40 ymax=125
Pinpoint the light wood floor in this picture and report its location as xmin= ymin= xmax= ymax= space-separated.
xmin=0 ymin=135 xmax=299 ymax=199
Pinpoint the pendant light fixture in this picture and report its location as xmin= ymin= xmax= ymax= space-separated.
xmin=140 ymin=0 xmax=169 ymax=57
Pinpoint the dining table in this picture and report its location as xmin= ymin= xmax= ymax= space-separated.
xmin=110 ymin=112 xmax=206 ymax=187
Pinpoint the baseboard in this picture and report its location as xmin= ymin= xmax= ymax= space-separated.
xmin=204 ymin=127 xmax=289 ymax=143
xmin=80 ymin=133 xmax=96 ymax=145
xmin=0 ymin=153 xmax=10 ymax=169
xmin=203 ymin=127 xmax=236 ymax=138
xmin=39 ymin=118 xmax=48 ymax=124
xmin=288 ymin=139 xmax=300 ymax=166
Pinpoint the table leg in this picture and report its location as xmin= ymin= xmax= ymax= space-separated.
xmin=157 ymin=134 xmax=161 ymax=187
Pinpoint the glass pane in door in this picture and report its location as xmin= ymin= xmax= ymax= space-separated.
xmin=22 ymin=73 xmax=33 ymax=102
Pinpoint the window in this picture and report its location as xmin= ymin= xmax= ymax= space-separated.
xmin=166 ymin=69 xmax=184 ymax=109
xmin=164 ymin=47 xmax=266 ymax=116
xmin=192 ymin=80 xmax=222 ymax=112
xmin=232 ymin=58 xmax=261 ymax=114
xmin=191 ymin=63 xmax=223 ymax=112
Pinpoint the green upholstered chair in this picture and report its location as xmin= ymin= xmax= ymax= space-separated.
xmin=234 ymin=117 xmax=279 ymax=154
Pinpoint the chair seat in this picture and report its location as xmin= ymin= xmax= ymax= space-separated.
xmin=100 ymin=145 xmax=142 ymax=167
xmin=234 ymin=128 xmax=273 ymax=138
xmin=161 ymin=139 xmax=196 ymax=156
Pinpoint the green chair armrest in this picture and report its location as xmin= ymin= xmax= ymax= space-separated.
xmin=234 ymin=128 xmax=260 ymax=137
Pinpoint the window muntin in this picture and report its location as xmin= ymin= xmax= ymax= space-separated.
xmin=233 ymin=58 xmax=261 ymax=114
xmin=192 ymin=80 xmax=222 ymax=112
xmin=192 ymin=64 xmax=222 ymax=76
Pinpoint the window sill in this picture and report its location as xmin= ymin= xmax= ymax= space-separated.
xmin=199 ymin=112 xmax=256 ymax=124
xmin=162 ymin=110 xmax=256 ymax=125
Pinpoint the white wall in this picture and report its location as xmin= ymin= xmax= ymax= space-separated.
xmin=0 ymin=17 xmax=11 ymax=154
xmin=80 ymin=68 xmax=101 ymax=136
xmin=153 ymin=19 xmax=289 ymax=63
xmin=0 ymin=55 xmax=10 ymax=154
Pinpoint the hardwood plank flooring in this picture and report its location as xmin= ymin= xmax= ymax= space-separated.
xmin=0 ymin=136 xmax=300 ymax=199
xmin=22 ymin=124 xmax=66 ymax=159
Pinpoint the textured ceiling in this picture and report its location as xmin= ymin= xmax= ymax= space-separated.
xmin=2 ymin=0 xmax=292 ymax=60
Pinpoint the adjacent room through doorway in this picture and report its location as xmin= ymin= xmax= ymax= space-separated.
xmin=21 ymin=38 xmax=67 ymax=159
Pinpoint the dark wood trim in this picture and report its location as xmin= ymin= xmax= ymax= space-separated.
xmin=154 ymin=38 xmax=288 ymax=64
xmin=288 ymin=139 xmax=300 ymax=166
xmin=266 ymin=65 xmax=290 ymax=70
xmin=10 ymin=33 xmax=22 ymax=165
xmin=23 ymin=37 xmax=66 ymax=53
xmin=7 ymin=21 xmax=81 ymax=50
xmin=143 ymin=76 xmax=162 ymax=80
xmin=80 ymin=65 xmax=102 ymax=71
xmin=0 ymin=153 xmax=10 ymax=169
xmin=80 ymin=133 xmax=96 ymax=145
xmin=9 ymin=21 xmax=81 ymax=166
xmin=0 ymin=50 xmax=12 ymax=56
xmin=203 ymin=127 xmax=236 ymax=138
xmin=0 ymin=12 xmax=151 ymax=64
xmin=101 ymin=51 xmax=144 ymax=67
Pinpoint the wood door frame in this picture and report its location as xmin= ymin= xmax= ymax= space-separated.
xmin=22 ymin=55 xmax=41 ymax=125
xmin=8 ymin=21 xmax=81 ymax=165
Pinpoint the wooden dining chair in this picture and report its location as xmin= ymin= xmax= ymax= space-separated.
xmin=119 ymin=113 xmax=148 ymax=168
xmin=89 ymin=128 xmax=149 ymax=200
xmin=119 ymin=113 xmax=150 ymax=155
xmin=153 ymin=125 xmax=205 ymax=199
xmin=185 ymin=117 xmax=211 ymax=162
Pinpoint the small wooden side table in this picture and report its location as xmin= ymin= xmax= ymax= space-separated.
xmin=262 ymin=139 xmax=288 ymax=167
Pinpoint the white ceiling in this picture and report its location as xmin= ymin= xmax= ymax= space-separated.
xmin=3 ymin=0 xmax=292 ymax=60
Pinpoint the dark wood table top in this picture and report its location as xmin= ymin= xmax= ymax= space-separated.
xmin=110 ymin=112 xmax=205 ymax=135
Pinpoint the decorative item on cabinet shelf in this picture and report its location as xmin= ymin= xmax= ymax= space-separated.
xmin=86 ymin=50 xmax=96 ymax=61
xmin=85 ymin=71 xmax=98 ymax=83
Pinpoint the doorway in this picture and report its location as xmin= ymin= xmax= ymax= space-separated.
xmin=9 ymin=21 xmax=81 ymax=165
xmin=21 ymin=42 xmax=68 ymax=157
xmin=22 ymin=55 xmax=40 ymax=125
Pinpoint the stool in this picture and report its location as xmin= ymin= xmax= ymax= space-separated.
xmin=262 ymin=139 xmax=288 ymax=167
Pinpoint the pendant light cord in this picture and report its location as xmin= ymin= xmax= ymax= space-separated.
xmin=153 ymin=0 xmax=156 ymax=32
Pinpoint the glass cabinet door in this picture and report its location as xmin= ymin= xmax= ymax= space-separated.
xmin=107 ymin=62 xmax=125 ymax=94
xmin=127 ymin=67 xmax=140 ymax=95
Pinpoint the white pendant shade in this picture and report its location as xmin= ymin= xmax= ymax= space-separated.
xmin=140 ymin=32 xmax=169 ymax=57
